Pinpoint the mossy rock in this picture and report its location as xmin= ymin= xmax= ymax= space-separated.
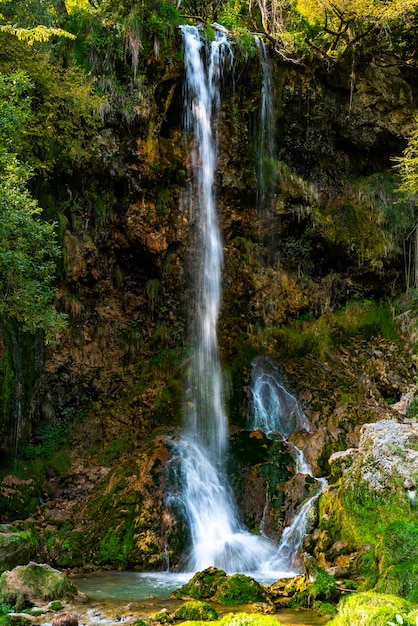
xmin=218 ymin=613 xmax=282 ymax=626
xmin=174 ymin=601 xmax=218 ymax=621
xmin=0 ymin=562 xmax=79 ymax=610
xmin=290 ymin=567 xmax=339 ymax=608
xmin=172 ymin=567 xmax=228 ymax=600
xmin=214 ymin=574 xmax=270 ymax=606
xmin=170 ymin=614 xmax=282 ymax=626
xmin=0 ymin=527 xmax=38 ymax=572
xmin=327 ymin=591 xmax=417 ymax=626
xmin=154 ymin=609 xmax=174 ymax=623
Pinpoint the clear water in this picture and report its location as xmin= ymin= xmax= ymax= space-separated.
xmin=73 ymin=571 xmax=192 ymax=601
xmin=71 ymin=571 xmax=330 ymax=626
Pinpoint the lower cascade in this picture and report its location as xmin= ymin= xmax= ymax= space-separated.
xmin=249 ymin=357 xmax=327 ymax=574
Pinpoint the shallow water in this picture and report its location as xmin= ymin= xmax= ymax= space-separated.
xmin=70 ymin=571 xmax=331 ymax=626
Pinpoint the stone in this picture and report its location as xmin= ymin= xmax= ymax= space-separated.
xmin=344 ymin=420 xmax=418 ymax=493
xmin=0 ymin=527 xmax=34 ymax=573
xmin=8 ymin=613 xmax=38 ymax=626
xmin=0 ymin=562 xmax=79 ymax=610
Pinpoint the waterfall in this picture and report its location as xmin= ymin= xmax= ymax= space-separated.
xmin=250 ymin=356 xmax=326 ymax=573
xmin=255 ymin=37 xmax=277 ymax=254
xmin=169 ymin=25 xmax=277 ymax=574
xmin=181 ymin=24 xmax=231 ymax=459
xmin=168 ymin=28 xmax=321 ymax=578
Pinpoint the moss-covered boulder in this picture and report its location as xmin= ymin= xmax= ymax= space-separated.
xmin=310 ymin=418 xmax=418 ymax=599
xmin=172 ymin=567 xmax=228 ymax=600
xmin=288 ymin=561 xmax=339 ymax=608
xmin=174 ymin=600 xmax=218 ymax=621
xmin=328 ymin=591 xmax=417 ymax=626
xmin=0 ymin=562 xmax=79 ymax=610
xmin=0 ymin=526 xmax=38 ymax=572
xmin=214 ymin=574 xmax=270 ymax=606
xmin=172 ymin=569 xmax=272 ymax=610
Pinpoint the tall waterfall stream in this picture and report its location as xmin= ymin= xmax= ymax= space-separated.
xmin=167 ymin=27 xmax=325 ymax=580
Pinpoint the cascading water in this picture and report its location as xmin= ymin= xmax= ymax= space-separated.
xmin=180 ymin=24 xmax=230 ymax=460
xmin=250 ymin=356 xmax=327 ymax=573
xmin=168 ymin=28 xmax=322 ymax=579
xmin=168 ymin=25 xmax=277 ymax=574
xmin=255 ymin=37 xmax=277 ymax=254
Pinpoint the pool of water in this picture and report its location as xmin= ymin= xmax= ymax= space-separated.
xmin=70 ymin=571 xmax=331 ymax=626
xmin=72 ymin=570 xmax=296 ymax=602
xmin=72 ymin=571 xmax=192 ymax=601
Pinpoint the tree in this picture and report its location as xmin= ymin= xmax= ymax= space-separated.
xmin=0 ymin=72 xmax=66 ymax=341
xmin=394 ymin=122 xmax=418 ymax=292
xmin=295 ymin=0 xmax=418 ymax=58
xmin=0 ymin=0 xmax=76 ymax=44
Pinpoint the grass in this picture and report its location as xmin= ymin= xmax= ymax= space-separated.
xmin=327 ymin=592 xmax=417 ymax=626
xmin=261 ymin=299 xmax=398 ymax=360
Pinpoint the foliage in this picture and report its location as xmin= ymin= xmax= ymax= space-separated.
xmin=265 ymin=299 xmax=398 ymax=360
xmin=295 ymin=0 xmax=418 ymax=58
xmin=0 ymin=603 xmax=12 ymax=626
xmin=0 ymin=0 xmax=76 ymax=44
xmin=327 ymin=592 xmax=417 ymax=626
xmin=175 ymin=602 xmax=218 ymax=621
xmin=396 ymin=119 xmax=418 ymax=198
xmin=313 ymin=173 xmax=413 ymax=269
xmin=0 ymin=72 xmax=66 ymax=341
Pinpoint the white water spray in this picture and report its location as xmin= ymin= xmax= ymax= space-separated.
xmin=169 ymin=28 xmax=323 ymax=578
xmin=250 ymin=356 xmax=326 ymax=574
xmin=169 ymin=26 xmax=279 ymax=574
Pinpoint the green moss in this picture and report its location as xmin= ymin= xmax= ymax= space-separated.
xmin=44 ymin=529 xmax=84 ymax=568
xmin=327 ymin=592 xmax=417 ymax=626
xmin=175 ymin=601 xmax=218 ymax=621
xmin=219 ymin=614 xmax=282 ymax=626
xmin=155 ymin=609 xmax=174 ymax=623
xmin=267 ymin=299 xmax=399 ymax=361
xmin=372 ymin=521 xmax=418 ymax=602
xmin=174 ymin=615 xmax=282 ymax=626
xmin=172 ymin=568 xmax=228 ymax=600
xmin=290 ymin=568 xmax=338 ymax=608
xmin=0 ymin=564 xmax=77 ymax=610
xmin=214 ymin=574 xmax=269 ymax=605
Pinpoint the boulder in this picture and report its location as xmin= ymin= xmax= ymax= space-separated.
xmin=0 ymin=526 xmax=36 ymax=572
xmin=344 ymin=420 xmax=418 ymax=494
xmin=0 ymin=562 xmax=79 ymax=610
